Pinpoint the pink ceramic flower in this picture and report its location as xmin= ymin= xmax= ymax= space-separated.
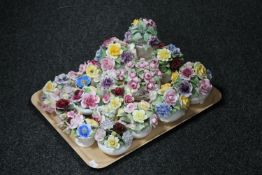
xmin=180 ymin=66 xmax=194 ymax=80
xmin=124 ymin=103 xmax=137 ymax=113
xmin=67 ymin=113 xmax=84 ymax=129
xmin=128 ymin=80 xmax=140 ymax=90
xmin=144 ymin=71 xmax=152 ymax=81
xmin=124 ymin=94 xmax=134 ymax=104
xmin=81 ymin=92 xmax=100 ymax=109
xmin=146 ymin=82 xmax=155 ymax=91
xmin=149 ymin=59 xmax=159 ymax=69
xmin=150 ymin=114 xmax=158 ymax=128
xmin=101 ymin=57 xmax=115 ymax=71
xmin=199 ymin=79 xmax=212 ymax=96
xmin=128 ymin=71 xmax=136 ymax=79
xmin=164 ymin=89 xmax=178 ymax=105
xmin=102 ymin=93 xmax=111 ymax=104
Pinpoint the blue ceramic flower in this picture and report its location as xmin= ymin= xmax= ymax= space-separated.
xmin=166 ymin=44 xmax=180 ymax=55
xmin=94 ymin=47 xmax=102 ymax=61
xmin=75 ymin=75 xmax=91 ymax=89
xmin=155 ymin=103 xmax=171 ymax=119
xmin=77 ymin=124 xmax=92 ymax=139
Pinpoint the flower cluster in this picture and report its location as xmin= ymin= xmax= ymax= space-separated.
xmin=39 ymin=18 xmax=214 ymax=153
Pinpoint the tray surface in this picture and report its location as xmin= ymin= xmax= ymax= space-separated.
xmin=31 ymin=87 xmax=222 ymax=169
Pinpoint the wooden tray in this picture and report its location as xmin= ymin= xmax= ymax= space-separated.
xmin=31 ymin=87 xmax=222 ymax=169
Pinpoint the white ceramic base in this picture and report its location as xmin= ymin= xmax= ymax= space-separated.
xmin=191 ymin=90 xmax=211 ymax=104
xmin=132 ymin=125 xmax=152 ymax=139
xmin=136 ymin=45 xmax=153 ymax=59
xmin=75 ymin=137 xmax=95 ymax=147
xmin=74 ymin=105 xmax=93 ymax=115
xmin=97 ymin=142 xmax=131 ymax=156
xmin=159 ymin=110 xmax=185 ymax=123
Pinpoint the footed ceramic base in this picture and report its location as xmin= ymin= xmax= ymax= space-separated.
xmin=132 ymin=125 xmax=152 ymax=139
xmin=191 ymin=90 xmax=212 ymax=104
xmin=98 ymin=142 xmax=131 ymax=156
xmin=136 ymin=45 xmax=153 ymax=59
xmin=159 ymin=110 xmax=185 ymax=123
xmin=75 ymin=137 xmax=95 ymax=148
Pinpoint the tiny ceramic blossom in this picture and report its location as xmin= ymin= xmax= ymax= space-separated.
xmin=157 ymin=48 xmax=171 ymax=62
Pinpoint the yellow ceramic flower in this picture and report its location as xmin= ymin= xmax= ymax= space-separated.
xmin=138 ymin=100 xmax=150 ymax=111
xmin=85 ymin=118 xmax=98 ymax=127
xmin=157 ymin=48 xmax=171 ymax=61
xmin=43 ymin=81 xmax=55 ymax=93
xmin=194 ymin=62 xmax=207 ymax=78
xmin=180 ymin=96 xmax=190 ymax=109
xmin=106 ymin=43 xmax=123 ymax=59
xmin=110 ymin=97 xmax=123 ymax=109
xmin=133 ymin=110 xmax=147 ymax=123
xmin=106 ymin=135 xmax=120 ymax=149
xmin=86 ymin=64 xmax=99 ymax=78
xmin=159 ymin=83 xmax=171 ymax=94
xmin=132 ymin=19 xmax=140 ymax=26
xmin=171 ymin=71 xmax=179 ymax=83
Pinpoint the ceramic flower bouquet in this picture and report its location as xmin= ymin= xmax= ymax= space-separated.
xmin=40 ymin=18 xmax=213 ymax=156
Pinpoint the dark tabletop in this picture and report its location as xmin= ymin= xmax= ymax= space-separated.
xmin=1 ymin=0 xmax=261 ymax=174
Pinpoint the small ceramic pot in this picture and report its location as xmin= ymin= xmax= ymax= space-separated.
xmin=74 ymin=105 xmax=93 ymax=115
xmin=159 ymin=110 xmax=185 ymax=123
xmin=75 ymin=137 xmax=95 ymax=147
xmin=97 ymin=142 xmax=131 ymax=156
xmin=191 ymin=89 xmax=212 ymax=104
xmin=135 ymin=45 xmax=153 ymax=59
xmin=132 ymin=125 xmax=152 ymax=139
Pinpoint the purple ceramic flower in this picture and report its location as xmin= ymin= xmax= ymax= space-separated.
xmin=148 ymin=36 xmax=160 ymax=46
xmin=124 ymin=31 xmax=131 ymax=42
xmin=199 ymin=79 xmax=212 ymax=96
xmin=101 ymin=77 xmax=114 ymax=89
xmin=178 ymin=80 xmax=193 ymax=97
xmin=54 ymin=73 xmax=69 ymax=85
xmin=121 ymin=51 xmax=133 ymax=64
xmin=164 ymin=89 xmax=179 ymax=105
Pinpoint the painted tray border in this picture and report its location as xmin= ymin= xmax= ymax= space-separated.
xmin=31 ymin=87 xmax=222 ymax=169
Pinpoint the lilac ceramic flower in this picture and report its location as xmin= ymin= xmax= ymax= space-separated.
xmin=100 ymin=118 xmax=114 ymax=130
xmin=199 ymin=79 xmax=212 ymax=96
xmin=78 ymin=63 xmax=87 ymax=74
xmin=164 ymin=89 xmax=179 ymax=105
xmin=149 ymin=58 xmax=159 ymax=69
xmin=178 ymin=80 xmax=193 ymax=97
xmin=122 ymin=130 xmax=133 ymax=145
xmin=121 ymin=51 xmax=133 ymax=64
xmin=124 ymin=31 xmax=131 ymax=42
xmin=155 ymin=103 xmax=171 ymax=119
xmin=101 ymin=77 xmax=114 ymax=89
xmin=94 ymin=128 xmax=106 ymax=142
xmin=54 ymin=73 xmax=69 ymax=85
xmin=67 ymin=71 xmax=79 ymax=80
xmin=128 ymin=80 xmax=140 ymax=90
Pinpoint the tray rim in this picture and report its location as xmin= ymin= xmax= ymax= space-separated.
xmin=31 ymin=87 xmax=222 ymax=169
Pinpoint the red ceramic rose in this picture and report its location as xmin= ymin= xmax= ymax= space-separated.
xmin=112 ymin=87 xmax=124 ymax=96
xmin=56 ymin=99 xmax=70 ymax=110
